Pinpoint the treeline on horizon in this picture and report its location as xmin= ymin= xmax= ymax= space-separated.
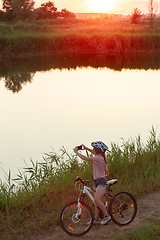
xmin=0 ymin=0 xmax=76 ymax=22
xmin=0 ymin=1 xmax=160 ymax=59
xmin=0 ymin=0 xmax=158 ymax=23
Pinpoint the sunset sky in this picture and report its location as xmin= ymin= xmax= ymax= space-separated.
xmin=0 ymin=0 xmax=159 ymax=14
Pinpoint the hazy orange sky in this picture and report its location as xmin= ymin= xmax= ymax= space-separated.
xmin=33 ymin=0 xmax=159 ymax=14
xmin=0 ymin=0 xmax=159 ymax=14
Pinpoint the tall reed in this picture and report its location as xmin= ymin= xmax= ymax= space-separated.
xmin=107 ymin=126 xmax=160 ymax=195
xmin=0 ymin=127 xmax=160 ymax=239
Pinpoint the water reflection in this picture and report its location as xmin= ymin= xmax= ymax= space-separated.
xmin=1 ymin=53 xmax=160 ymax=181
xmin=4 ymin=73 xmax=34 ymax=93
xmin=1 ymin=53 xmax=160 ymax=93
xmin=0 ymin=54 xmax=160 ymax=74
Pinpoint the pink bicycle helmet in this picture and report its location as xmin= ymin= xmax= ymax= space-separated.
xmin=91 ymin=141 xmax=108 ymax=152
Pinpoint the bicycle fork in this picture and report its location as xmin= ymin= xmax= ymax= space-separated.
xmin=74 ymin=195 xmax=85 ymax=220
xmin=71 ymin=201 xmax=83 ymax=223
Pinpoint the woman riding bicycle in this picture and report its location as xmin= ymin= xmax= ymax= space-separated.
xmin=73 ymin=141 xmax=111 ymax=225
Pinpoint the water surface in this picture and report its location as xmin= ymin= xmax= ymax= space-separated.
xmin=0 ymin=54 xmax=160 ymax=180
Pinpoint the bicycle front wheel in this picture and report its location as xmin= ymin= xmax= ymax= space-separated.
xmin=109 ymin=191 xmax=137 ymax=226
xmin=60 ymin=201 xmax=94 ymax=237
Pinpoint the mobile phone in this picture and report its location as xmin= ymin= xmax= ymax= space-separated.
xmin=78 ymin=145 xmax=83 ymax=150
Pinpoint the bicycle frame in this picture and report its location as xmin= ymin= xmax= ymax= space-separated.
xmin=77 ymin=182 xmax=122 ymax=216
xmin=79 ymin=185 xmax=96 ymax=205
xmin=60 ymin=177 xmax=137 ymax=237
xmin=76 ymin=185 xmax=95 ymax=219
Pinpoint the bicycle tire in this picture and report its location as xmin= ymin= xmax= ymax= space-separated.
xmin=109 ymin=191 xmax=137 ymax=226
xmin=60 ymin=201 xmax=94 ymax=237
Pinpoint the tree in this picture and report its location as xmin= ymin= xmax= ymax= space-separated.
xmin=60 ymin=8 xmax=76 ymax=19
xmin=130 ymin=8 xmax=142 ymax=24
xmin=2 ymin=0 xmax=13 ymax=20
xmin=148 ymin=0 xmax=158 ymax=28
xmin=36 ymin=1 xmax=58 ymax=19
xmin=2 ymin=0 xmax=12 ymax=11
xmin=1 ymin=0 xmax=35 ymax=21
xmin=11 ymin=0 xmax=35 ymax=21
xmin=0 ymin=10 xmax=6 ymax=21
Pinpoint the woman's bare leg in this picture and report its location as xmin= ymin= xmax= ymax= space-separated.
xmin=94 ymin=186 xmax=109 ymax=220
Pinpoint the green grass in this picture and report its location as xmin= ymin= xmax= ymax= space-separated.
xmin=117 ymin=219 xmax=160 ymax=240
xmin=0 ymin=126 xmax=160 ymax=239
xmin=1 ymin=17 xmax=160 ymax=56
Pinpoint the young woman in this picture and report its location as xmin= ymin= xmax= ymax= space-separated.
xmin=73 ymin=141 xmax=111 ymax=225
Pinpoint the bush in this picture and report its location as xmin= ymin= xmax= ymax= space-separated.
xmin=131 ymin=8 xmax=143 ymax=24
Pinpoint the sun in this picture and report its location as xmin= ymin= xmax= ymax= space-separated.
xmin=88 ymin=0 xmax=116 ymax=13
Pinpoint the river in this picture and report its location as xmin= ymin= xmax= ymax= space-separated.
xmin=0 ymin=53 xmax=160 ymax=181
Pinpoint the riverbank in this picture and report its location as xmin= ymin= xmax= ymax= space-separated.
xmin=0 ymin=17 xmax=160 ymax=57
xmin=0 ymin=127 xmax=160 ymax=239
xmin=1 ymin=33 xmax=160 ymax=57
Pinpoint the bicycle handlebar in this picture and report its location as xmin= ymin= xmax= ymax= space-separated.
xmin=75 ymin=176 xmax=89 ymax=186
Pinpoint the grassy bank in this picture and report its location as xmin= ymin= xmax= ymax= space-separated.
xmin=0 ymin=17 xmax=160 ymax=57
xmin=118 ymin=219 xmax=160 ymax=240
xmin=0 ymin=127 xmax=160 ymax=239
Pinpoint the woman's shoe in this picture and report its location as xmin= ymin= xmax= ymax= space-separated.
xmin=93 ymin=219 xmax=101 ymax=224
xmin=100 ymin=215 xmax=111 ymax=225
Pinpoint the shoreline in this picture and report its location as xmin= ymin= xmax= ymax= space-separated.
xmin=1 ymin=34 xmax=160 ymax=59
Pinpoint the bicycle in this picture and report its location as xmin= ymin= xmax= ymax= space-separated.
xmin=60 ymin=176 xmax=137 ymax=237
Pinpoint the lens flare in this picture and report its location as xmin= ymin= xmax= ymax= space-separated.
xmin=88 ymin=0 xmax=116 ymax=13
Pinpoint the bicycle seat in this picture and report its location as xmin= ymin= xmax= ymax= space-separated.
xmin=107 ymin=179 xmax=118 ymax=186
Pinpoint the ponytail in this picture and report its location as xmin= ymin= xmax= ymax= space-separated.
xmin=101 ymin=152 xmax=109 ymax=176
xmin=101 ymin=152 xmax=108 ymax=165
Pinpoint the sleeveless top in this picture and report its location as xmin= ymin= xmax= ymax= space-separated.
xmin=93 ymin=155 xmax=108 ymax=179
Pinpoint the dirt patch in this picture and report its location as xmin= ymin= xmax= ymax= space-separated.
xmin=30 ymin=189 xmax=160 ymax=240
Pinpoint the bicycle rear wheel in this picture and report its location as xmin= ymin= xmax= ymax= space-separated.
xmin=60 ymin=201 xmax=94 ymax=237
xmin=109 ymin=191 xmax=137 ymax=226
